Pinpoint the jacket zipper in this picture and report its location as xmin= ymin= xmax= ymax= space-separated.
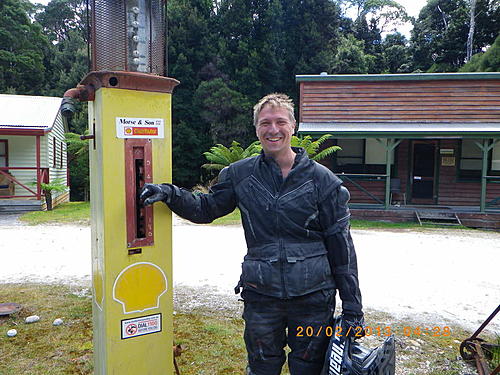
xmin=279 ymin=179 xmax=313 ymax=201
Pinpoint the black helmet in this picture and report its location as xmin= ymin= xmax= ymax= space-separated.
xmin=321 ymin=316 xmax=396 ymax=375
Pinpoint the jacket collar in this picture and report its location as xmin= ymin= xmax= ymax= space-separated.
xmin=261 ymin=147 xmax=307 ymax=167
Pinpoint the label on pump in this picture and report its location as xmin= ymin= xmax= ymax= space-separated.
xmin=121 ymin=313 xmax=162 ymax=339
xmin=116 ymin=117 xmax=164 ymax=139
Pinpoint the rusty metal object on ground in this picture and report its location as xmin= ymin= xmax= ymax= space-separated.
xmin=0 ymin=303 xmax=21 ymax=316
xmin=460 ymin=304 xmax=500 ymax=375
xmin=173 ymin=344 xmax=185 ymax=375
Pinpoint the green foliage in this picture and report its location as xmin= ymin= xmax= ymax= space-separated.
xmin=460 ymin=33 xmax=500 ymax=72
xmin=40 ymin=178 xmax=68 ymax=194
xmin=194 ymin=78 xmax=253 ymax=146
xmin=291 ymin=134 xmax=341 ymax=161
xmin=2 ymin=0 xmax=498 ymax=190
xmin=31 ymin=178 xmax=68 ymax=211
xmin=168 ymin=0 xmax=216 ymax=187
xmin=410 ymin=0 xmax=498 ymax=72
xmin=382 ymin=32 xmax=412 ymax=73
xmin=331 ymin=34 xmax=371 ymax=73
xmin=202 ymin=141 xmax=262 ymax=171
xmin=202 ymin=135 xmax=340 ymax=172
xmin=0 ymin=0 xmax=50 ymax=95
xmin=66 ymin=132 xmax=89 ymax=201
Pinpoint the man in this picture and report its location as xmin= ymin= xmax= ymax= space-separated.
xmin=140 ymin=93 xmax=363 ymax=375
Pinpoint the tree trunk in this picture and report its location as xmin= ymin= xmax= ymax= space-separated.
xmin=45 ymin=191 xmax=53 ymax=211
xmin=467 ymin=0 xmax=477 ymax=62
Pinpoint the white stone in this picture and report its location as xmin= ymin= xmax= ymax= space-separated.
xmin=25 ymin=315 xmax=40 ymax=324
xmin=7 ymin=329 xmax=17 ymax=337
xmin=53 ymin=318 xmax=64 ymax=326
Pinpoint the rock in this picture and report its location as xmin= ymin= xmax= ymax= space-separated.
xmin=53 ymin=318 xmax=64 ymax=326
xmin=25 ymin=315 xmax=40 ymax=324
xmin=408 ymin=339 xmax=421 ymax=347
xmin=7 ymin=329 xmax=17 ymax=337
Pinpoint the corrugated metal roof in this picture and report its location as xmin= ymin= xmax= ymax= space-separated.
xmin=298 ymin=122 xmax=500 ymax=138
xmin=0 ymin=94 xmax=62 ymax=130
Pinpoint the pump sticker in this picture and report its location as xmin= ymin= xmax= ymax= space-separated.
xmin=121 ymin=313 xmax=162 ymax=339
xmin=116 ymin=117 xmax=164 ymax=139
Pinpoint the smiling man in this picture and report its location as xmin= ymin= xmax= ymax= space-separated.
xmin=140 ymin=93 xmax=363 ymax=375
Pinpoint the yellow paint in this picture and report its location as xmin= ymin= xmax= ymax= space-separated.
xmin=113 ymin=262 xmax=168 ymax=314
xmin=93 ymin=264 xmax=104 ymax=310
xmin=90 ymin=87 xmax=173 ymax=374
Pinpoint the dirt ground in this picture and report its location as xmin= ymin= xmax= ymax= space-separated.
xmin=1 ymin=216 xmax=499 ymax=374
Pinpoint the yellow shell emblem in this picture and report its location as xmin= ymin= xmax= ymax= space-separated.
xmin=113 ymin=262 xmax=168 ymax=314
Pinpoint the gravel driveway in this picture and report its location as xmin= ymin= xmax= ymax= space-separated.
xmin=1 ymin=217 xmax=499 ymax=332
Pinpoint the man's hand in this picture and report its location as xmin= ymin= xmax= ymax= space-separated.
xmin=140 ymin=183 xmax=173 ymax=206
xmin=342 ymin=314 xmax=365 ymax=339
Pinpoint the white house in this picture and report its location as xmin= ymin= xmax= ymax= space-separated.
xmin=0 ymin=94 xmax=69 ymax=212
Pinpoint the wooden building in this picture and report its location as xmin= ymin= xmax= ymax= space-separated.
xmin=0 ymin=94 xmax=69 ymax=212
xmin=296 ymin=73 xmax=500 ymax=229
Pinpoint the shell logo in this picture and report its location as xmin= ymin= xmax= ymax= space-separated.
xmin=124 ymin=127 xmax=132 ymax=135
xmin=112 ymin=262 xmax=168 ymax=314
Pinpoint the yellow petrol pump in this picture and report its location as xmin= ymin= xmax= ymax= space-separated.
xmin=63 ymin=1 xmax=178 ymax=373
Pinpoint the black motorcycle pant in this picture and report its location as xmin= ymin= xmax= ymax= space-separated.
xmin=242 ymin=289 xmax=335 ymax=375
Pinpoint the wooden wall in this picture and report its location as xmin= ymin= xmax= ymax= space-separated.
xmin=436 ymin=139 xmax=500 ymax=206
xmin=300 ymin=79 xmax=500 ymax=123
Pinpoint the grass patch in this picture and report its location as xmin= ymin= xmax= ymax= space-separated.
xmin=19 ymin=202 xmax=90 ymax=225
xmin=1 ymin=283 xmax=487 ymax=375
xmin=0 ymin=284 xmax=93 ymax=375
xmin=350 ymin=219 xmax=471 ymax=231
xmin=210 ymin=208 xmax=241 ymax=226
xmin=15 ymin=200 xmax=478 ymax=231
xmin=174 ymin=313 xmax=248 ymax=374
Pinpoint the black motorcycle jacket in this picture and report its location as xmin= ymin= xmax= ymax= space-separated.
xmin=165 ymin=148 xmax=363 ymax=315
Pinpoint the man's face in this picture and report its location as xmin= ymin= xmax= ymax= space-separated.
xmin=255 ymin=105 xmax=295 ymax=157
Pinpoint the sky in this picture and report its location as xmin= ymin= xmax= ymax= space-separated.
xmin=30 ymin=0 xmax=427 ymax=38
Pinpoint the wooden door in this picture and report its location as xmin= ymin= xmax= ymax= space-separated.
xmin=411 ymin=140 xmax=437 ymax=204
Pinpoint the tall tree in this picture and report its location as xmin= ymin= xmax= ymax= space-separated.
xmin=168 ymin=0 xmax=217 ymax=186
xmin=330 ymin=34 xmax=372 ymax=73
xmin=340 ymin=0 xmax=409 ymax=33
xmin=410 ymin=0 xmax=498 ymax=72
xmin=460 ymin=33 xmax=500 ymax=72
xmin=0 ymin=0 xmax=50 ymax=94
xmin=382 ymin=32 xmax=412 ymax=73
xmin=194 ymin=78 xmax=253 ymax=147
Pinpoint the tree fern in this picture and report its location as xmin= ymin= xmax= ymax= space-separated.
xmin=202 ymin=141 xmax=261 ymax=171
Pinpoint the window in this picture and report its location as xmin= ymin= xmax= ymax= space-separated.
xmin=459 ymin=139 xmax=500 ymax=179
xmin=336 ymin=139 xmax=364 ymax=170
xmin=60 ymin=141 xmax=64 ymax=169
xmin=333 ymin=138 xmax=394 ymax=174
xmin=365 ymin=139 xmax=394 ymax=165
xmin=0 ymin=140 xmax=7 ymax=167
xmin=53 ymin=137 xmax=57 ymax=168
xmin=492 ymin=143 xmax=500 ymax=172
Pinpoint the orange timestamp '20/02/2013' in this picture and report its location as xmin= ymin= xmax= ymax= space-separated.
xmin=296 ymin=325 xmax=451 ymax=338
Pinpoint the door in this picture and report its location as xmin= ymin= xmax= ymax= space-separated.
xmin=411 ymin=141 xmax=437 ymax=203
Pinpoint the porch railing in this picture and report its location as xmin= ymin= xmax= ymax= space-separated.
xmin=337 ymin=173 xmax=386 ymax=205
xmin=0 ymin=167 xmax=49 ymax=199
xmin=485 ymin=175 xmax=500 ymax=209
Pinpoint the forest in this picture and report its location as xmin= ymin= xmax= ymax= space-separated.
xmin=1 ymin=0 xmax=498 ymax=199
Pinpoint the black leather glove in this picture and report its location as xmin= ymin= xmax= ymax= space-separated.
xmin=139 ymin=183 xmax=173 ymax=206
xmin=342 ymin=314 xmax=365 ymax=339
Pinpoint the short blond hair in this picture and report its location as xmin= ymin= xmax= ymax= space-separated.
xmin=253 ymin=93 xmax=295 ymax=127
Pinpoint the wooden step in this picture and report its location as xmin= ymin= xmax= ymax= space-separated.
xmin=415 ymin=210 xmax=462 ymax=226
xmin=0 ymin=199 xmax=42 ymax=213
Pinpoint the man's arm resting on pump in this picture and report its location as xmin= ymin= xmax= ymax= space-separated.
xmin=140 ymin=167 xmax=237 ymax=224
